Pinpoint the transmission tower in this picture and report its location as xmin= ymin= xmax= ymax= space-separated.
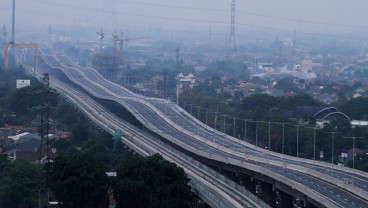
xmin=38 ymin=73 xmax=51 ymax=162
xmin=11 ymin=0 xmax=15 ymax=44
xmin=229 ymin=0 xmax=237 ymax=58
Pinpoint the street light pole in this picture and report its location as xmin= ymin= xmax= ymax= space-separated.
xmin=255 ymin=121 xmax=258 ymax=149
xmin=268 ymin=122 xmax=271 ymax=152
xmin=197 ymin=106 xmax=200 ymax=120
xmin=176 ymin=84 xmax=179 ymax=105
xmin=233 ymin=117 xmax=237 ymax=137
xmin=313 ymin=127 xmax=316 ymax=164
xmin=236 ymin=118 xmax=249 ymax=141
xmin=214 ymin=112 xmax=218 ymax=130
xmin=326 ymin=131 xmax=341 ymax=167
xmin=244 ymin=119 xmax=247 ymax=141
xmin=223 ymin=115 xmax=229 ymax=133
xmin=188 ymin=104 xmax=195 ymax=115
xmin=205 ymin=108 xmax=208 ymax=125
xmin=293 ymin=125 xmax=304 ymax=161
xmin=343 ymin=136 xmax=363 ymax=187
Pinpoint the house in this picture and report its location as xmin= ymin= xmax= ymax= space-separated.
xmin=8 ymin=132 xmax=41 ymax=142
xmin=6 ymin=132 xmax=57 ymax=162
xmin=3 ymin=124 xmax=38 ymax=134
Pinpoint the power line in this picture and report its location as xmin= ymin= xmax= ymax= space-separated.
xmin=236 ymin=10 xmax=368 ymax=30
xmin=118 ymin=0 xmax=229 ymax=13
xmin=26 ymin=0 xmax=368 ymax=30
xmin=15 ymin=0 xmax=368 ymax=41
xmin=118 ymin=0 xmax=368 ymax=30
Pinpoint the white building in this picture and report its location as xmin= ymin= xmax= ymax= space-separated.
xmin=16 ymin=80 xmax=30 ymax=89
xmin=176 ymin=73 xmax=197 ymax=93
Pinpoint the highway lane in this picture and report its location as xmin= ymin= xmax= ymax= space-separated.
xmin=45 ymin=73 xmax=270 ymax=208
xmin=32 ymin=49 xmax=368 ymax=207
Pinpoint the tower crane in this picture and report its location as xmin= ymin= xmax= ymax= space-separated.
xmin=117 ymin=32 xmax=150 ymax=51
xmin=111 ymin=31 xmax=119 ymax=54
xmin=115 ymin=32 xmax=150 ymax=62
xmin=96 ymin=28 xmax=104 ymax=51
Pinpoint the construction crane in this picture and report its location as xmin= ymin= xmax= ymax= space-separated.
xmin=113 ymin=32 xmax=150 ymax=62
xmin=96 ymin=28 xmax=104 ymax=51
xmin=117 ymin=32 xmax=150 ymax=51
xmin=111 ymin=31 xmax=119 ymax=54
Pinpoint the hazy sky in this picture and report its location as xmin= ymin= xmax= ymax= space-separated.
xmin=1 ymin=0 xmax=368 ymax=39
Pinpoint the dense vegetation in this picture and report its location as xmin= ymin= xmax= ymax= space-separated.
xmin=0 ymin=158 xmax=45 ymax=208
xmin=114 ymin=154 xmax=193 ymax=208
xmin=0 ymin=153 xmax=193 ymax=208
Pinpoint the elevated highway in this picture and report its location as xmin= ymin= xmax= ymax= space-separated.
xmin=19 ymin=47 xmax=368 ymax=208
xmin=24 ymin=64 xmax=270 ymax=208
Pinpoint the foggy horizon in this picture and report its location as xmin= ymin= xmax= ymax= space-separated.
xmin=1 ymin=0 xmax=368 ymax=43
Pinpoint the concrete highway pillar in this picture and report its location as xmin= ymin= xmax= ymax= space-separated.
xmin=262 ymin=183 xmax=274 ymax=206
xmin=279 ymin=191 xmax=293 ymax=207
xmin=303 ymin=197 xmax=314 ymax=208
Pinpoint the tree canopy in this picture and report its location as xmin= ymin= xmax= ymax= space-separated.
xmin=0 ymin=160 xmax=46 ymax=208
xmin=44 ymin=152 xmax=109 ymax=208
xmin=340 ymin=97 xmax=368 ymax=120
xmin=114 ymin=154 xmax=193 ymax=208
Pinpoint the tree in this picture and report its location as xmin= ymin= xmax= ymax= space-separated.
xmin=0 ymin=160 xmax=46 ymax=208
xmin=280 ymin=94 xmax=321 ymax=111
xmin=45 ymin=152 xmax=108 ymax=208
xmin=340 ymin=97 xmax=368 ymax=120
xmin=114 ymin=154 xmax=193 ymax=208
xmin=71 ymin=124 xmax=90 ymax=145
xmin=240 ymin=94 xmax=282 ymax=120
